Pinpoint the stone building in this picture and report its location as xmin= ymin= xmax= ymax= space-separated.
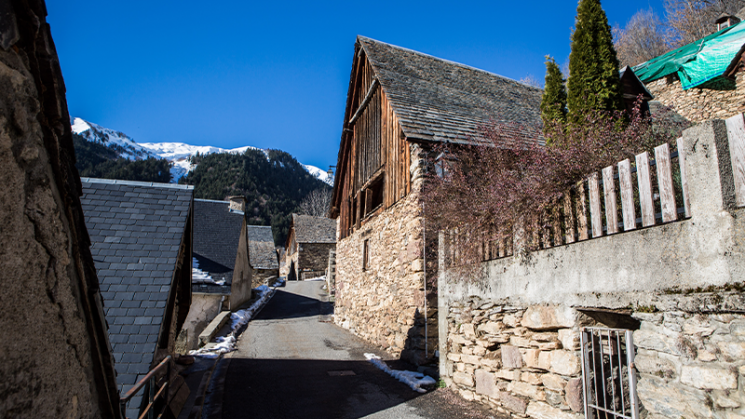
xmin=285 ymin=214 xmax=337 ymax=281
xmin=247 ymin=225 xmax=279 ymax=284
xmin=329 ymin=36 xmax=542 ymax=365
xmin=80 ymin=178 xmax=194 ymax=418
xmin=180 ymin=197 xmax=253 ymax=351
xmin=634 ymin=12 xmax=745 ymax=122
xmin=1 ymin=1 xmax=121 ymax=416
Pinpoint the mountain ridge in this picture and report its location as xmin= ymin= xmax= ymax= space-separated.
xmin=71 ymin=117 xmax=332 ymax=185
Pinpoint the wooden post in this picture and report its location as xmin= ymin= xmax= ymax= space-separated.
xmin=618 ymin=159 xmax=637 ymax=230
xmin=602 ymin=165 xmax=619 ymax=234
xmin=575 ymin=181 xmax=590 ymax=240
xmin=654 ymin=143 xmax=678 ymax=223
xmin=564 ymin=192 xmax=576 ymax=244
xmin=725 ymin=113 xmax=745 ymax=207
xmin=636 ymin=152 xmax=655 ymax=227
xmin=676 ymin=138 xmax=691 ymax=218
xmin=588 ymin=172 xmax=603 ymax=238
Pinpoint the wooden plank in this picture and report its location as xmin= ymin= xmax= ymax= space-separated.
xmin=563 ymin=192 xmax=576 ymax=244
xmin=602 ymin=165 xmax=619 ymax=234
xmin=636 ymin=151 xmax=655 ymax=227
xmin=676 ymin=137 xmax=691 ymax=218
xmin=552 ymin=206 xmax=563 ymax=247
xmin=618 ymin=159 xmax=637 ymax=230
xmin=588 ymin=172 xmax=603 ymax=238
xmin=654 ymin=143 xmax=678 ymax=223
xmin=725 ymin=113 xmax=745 ymax=207
xmin=575 ymin=181 xmax=590 ymax=240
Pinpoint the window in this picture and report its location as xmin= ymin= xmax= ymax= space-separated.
xmin=362 ymin=239 xmax=370 ymax=271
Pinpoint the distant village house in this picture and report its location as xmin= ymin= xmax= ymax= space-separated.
xmin=247 ymin=225 xmax=280 ymax=285
xmin=284 ymin=214 xmax=337 ymax=281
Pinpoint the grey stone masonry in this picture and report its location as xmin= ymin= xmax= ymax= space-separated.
xmin=438 ymin=119 xmax=745 ymax=419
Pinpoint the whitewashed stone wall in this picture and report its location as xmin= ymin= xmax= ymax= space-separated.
xmin=647 ymin=72 xmax=745 ymax=123
xmin=334 ymin=143 xmax=437 ymax=365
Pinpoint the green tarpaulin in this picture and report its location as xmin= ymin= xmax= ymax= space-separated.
xmin=633 ymin=21 xmax=745 ymax=90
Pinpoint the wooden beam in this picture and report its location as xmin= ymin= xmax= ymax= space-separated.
xmin=349 ymin=79 xmax=379 ymax=125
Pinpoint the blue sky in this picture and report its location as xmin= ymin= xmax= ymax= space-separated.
xmin=46 ymin=0 xmax=664 ymax=171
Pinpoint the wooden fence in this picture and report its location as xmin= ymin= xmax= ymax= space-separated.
xmin=446 ymin=114 xmax=745 ymax=265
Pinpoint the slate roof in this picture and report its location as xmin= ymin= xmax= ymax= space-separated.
xmin=80 ymin=178 xmax=193 ymax=397
xmin=292 ymin=214 xmax=337 ymax=244
xmin=357 ymin=36 xmax=544 ymax=145
xmin=247 ymin=225 xmax=278 ymax=270
xmin=193 ymin=199 xmax=245 ymax=284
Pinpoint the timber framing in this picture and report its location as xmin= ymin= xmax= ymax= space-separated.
xmin=330 ymin=36 xmax=544 ymax=239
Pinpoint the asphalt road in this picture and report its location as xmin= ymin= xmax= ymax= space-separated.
xmin=214 ymin=281 xmax=501 ymax=419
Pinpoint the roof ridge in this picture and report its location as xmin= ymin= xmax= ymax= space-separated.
xmin=81 ymin=177 xmax=194 ymax=190
xmin=357 ymin=35 xmax=542 ymax=92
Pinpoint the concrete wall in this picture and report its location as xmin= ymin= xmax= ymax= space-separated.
xmin=647 ymin=72 xmax=745 ymax=123
xmin=0 ymin=1 xmax=120 ymax=417
xmin=438 ymin=120 xmax=745 ymax=419
xmin=176 ymin=294 xmax=224 ymax=353
xmin=335 ymin=143 xmax=436 ymax=365
xmin=230 ymin=220 xmax=253 ymax=309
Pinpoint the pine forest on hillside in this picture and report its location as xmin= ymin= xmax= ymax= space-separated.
xmin=179 ymin=149 xmax=332 ymax=244
xmin=73 ymin=133 xmax=173 ymax=183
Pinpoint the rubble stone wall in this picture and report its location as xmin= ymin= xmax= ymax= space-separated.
xmin=298 ymin=242 xmax=335 ymax=278
xmin=646 ymin=72 xmax=745 ymax=122
xmin=334 ymin=143 xmax=436 ymax=365
xmin=438 ymin=120 xmax=745 ymax=418
xmin=0 ymin=1 xmax=120 ymax=417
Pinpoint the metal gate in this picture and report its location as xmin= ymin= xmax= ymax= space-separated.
xmin=580 ymin=328 xmax=639 ymax=419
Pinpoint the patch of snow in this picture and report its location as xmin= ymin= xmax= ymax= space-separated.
xmin=189 ymin=285 xmax=275 ymax=358
xmin=304 ymin=164 xmax=333 ymax=186
xmin=192 ymin=258 xmax=225 ymax=285
xmin=364 ymin=353 xmax=436 ymax=393
xmin=304 ymin=275 xmax=326 ymax=282
xmin=71 ymin=117 xmax=160 ymax=161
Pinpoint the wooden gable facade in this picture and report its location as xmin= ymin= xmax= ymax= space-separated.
xmin=332 ymin=46 xmax=411 ymax=239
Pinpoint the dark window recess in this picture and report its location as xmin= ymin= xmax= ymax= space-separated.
xmin=363 ymin=239 xmax=370 ymax=271
xmin=365 ymin=177 xmax=384 ymax=216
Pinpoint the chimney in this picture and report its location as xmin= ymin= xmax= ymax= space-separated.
xmin=716 ymin=13 xmax=740 ymax=31
xmin=228 ymin=196 xmax=246 ymax=213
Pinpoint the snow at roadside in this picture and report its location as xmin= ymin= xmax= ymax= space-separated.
xmin=364 ymin=353 xmax=436 ymax=393
xmin=304 ymin=275 xmax=326 ymax=281
xmin=189 ymin=285 xmax=275 ymax=358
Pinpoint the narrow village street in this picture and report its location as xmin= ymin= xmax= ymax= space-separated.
xmin=203 ymin=281 xmax=500 ymax=419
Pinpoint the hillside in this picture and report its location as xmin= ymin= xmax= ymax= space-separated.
xmin=179 ymin=149 xmax=331 ymax=244
xmin=73 ymin=132 xmax=172 ymax=182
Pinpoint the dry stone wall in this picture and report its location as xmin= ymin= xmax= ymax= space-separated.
xmin=647 ymin=72 xmax=745 ymax=122
xmin=445 ymin=301 xmax=586 ymax=419
xmin=334 ymin=143 xmax=436 ymax=365
xmin=298 ymin=242 xmax=335 ymax=279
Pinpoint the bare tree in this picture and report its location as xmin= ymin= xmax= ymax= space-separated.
xmin=614 ymin=9 xmax=670 ymax=67
xmin=664 ymin=0 xmax=745 ymax=47
xmin=519 ymin=75 xmax=542 ymax=88
xmin=298 ymin=188 xmax=332 ymax=217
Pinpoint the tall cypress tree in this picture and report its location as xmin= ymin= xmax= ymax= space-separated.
xmin=540 ymin=56 xmax=567 ymax=135
xmin=567 ymin=0 xmax=624 ymax=124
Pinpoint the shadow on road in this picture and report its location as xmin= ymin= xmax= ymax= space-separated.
xmin=222 ymin=358 xmax=422 ymax=419
xmin=254 ymin=289 xmax=333 ymax=321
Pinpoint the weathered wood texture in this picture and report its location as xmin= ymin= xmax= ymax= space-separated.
xmin=602 ymin=165 xmax=619 ymax=234
xmin=655 ymin=143 xmax=678 ymax=223
xmin=636 ymin=151 xmax=656 ymax=227
xmin=676 ymin=138 xmax=691 ymax=218
xmin=618 ymin=159 xmax=637 ymax=230
xmin=337 ymin=53 xmax=411 ymax=239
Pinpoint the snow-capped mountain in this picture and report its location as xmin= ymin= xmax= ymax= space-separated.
xmin=71 ymin=117 xmax=333 ymax=185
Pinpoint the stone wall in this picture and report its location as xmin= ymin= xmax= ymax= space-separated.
xmin=334 ymin=143 xmax=437 ymax=365
xmin=646 ymin=72 xmax=745 ymax=122
xmin=298 ymin=242 xmax=335 ymax=279
xmin=176 ymin=294 xmax=223 ymax=353
xmin=0 ymin=1 xmax=120 ymax=417
xmin=230 ymin=222 xmax=252 ymax=309
xmin=438 ymin=119 xmax=745 ymax=418
xmin=444 ymin=302 xmax=587 ymax=418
